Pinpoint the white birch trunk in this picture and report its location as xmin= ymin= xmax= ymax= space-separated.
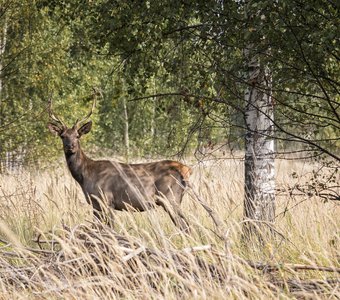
xmin=0 ymin=19 xmax=7 ymax=172
xmin=122 ymin=97 xmax=130 ymax=162
xmin=243 ymin=50 xmax=276 ymax=237
xmin=150 ymin=77 xmax=156 ymax=140
xmin=0 ymin=19 xmax=7 ymax=118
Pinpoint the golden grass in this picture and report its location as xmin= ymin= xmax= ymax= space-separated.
xmin=0 ymin=158 xmax=339 ymax=299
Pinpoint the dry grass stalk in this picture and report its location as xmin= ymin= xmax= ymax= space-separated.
xmin=0 ymin=221 xmax=339 ymax=299
xmin=0 ymin=158 xmax=339 ymax=299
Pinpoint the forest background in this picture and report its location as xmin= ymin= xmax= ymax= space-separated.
xmin=0 ymin=0 xmax=338 ymax=170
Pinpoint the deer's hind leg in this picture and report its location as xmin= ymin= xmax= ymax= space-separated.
xmin=155 ymin=174 xmax=190 ymax=232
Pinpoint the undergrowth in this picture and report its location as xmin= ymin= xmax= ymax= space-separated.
xmin=0 ymin=158 xmax=339 ymax=299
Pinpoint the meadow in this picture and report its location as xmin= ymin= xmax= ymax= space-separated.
xmin=0 ymin=157 xmax=339 ymax=299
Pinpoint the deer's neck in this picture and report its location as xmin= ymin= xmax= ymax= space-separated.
xmin=65 ymin=149 xmax=91 ymax=185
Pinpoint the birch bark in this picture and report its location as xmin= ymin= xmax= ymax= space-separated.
xmin=243 ymin=50 xmax=276 ymax=239
xmin=0 ymin=18 xmax=7 ymax=172
xmin=0 ymin=19 xmax=7 ymax=118
xmin=122 ymin=97 xmax=130 ymax=162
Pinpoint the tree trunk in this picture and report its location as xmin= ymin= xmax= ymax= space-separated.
xmin=0 ymin=19 xmax=6 ymax=97
xmin=0 ymin=18 xmax=7 ymax=173
xmin=243 ymin=51 xmax=276 ymax=241
xmin=150 ymin=77 xmax=156 ymax=140
xmin=122 ymin=97 xmax=130 ymax=162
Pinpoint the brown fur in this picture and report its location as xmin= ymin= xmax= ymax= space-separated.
xmin=169 ymin=161 xmax=192 ymax=182
xmin=48 ymin=120 xmax=191 ymax=230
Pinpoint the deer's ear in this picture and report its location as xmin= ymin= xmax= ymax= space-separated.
xmin=48 ymin=123 xmax=63 ymax=136
xmin=78 ymin=121 xmax=92 ymax=137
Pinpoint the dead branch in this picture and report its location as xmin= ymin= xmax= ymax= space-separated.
xmin=248 ymin=262 xmax=340 ymax=273
xmin=0 ymin=224 xmax=338 ymax=298
xmin=187 ymin=183 xmax=228 ymax=242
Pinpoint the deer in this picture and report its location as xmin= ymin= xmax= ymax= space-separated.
xmin=47 ymin=97 xmax=191 ymax=231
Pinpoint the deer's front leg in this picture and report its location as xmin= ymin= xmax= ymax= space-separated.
xmin=89 ymin=193 xmax=115 ymax=226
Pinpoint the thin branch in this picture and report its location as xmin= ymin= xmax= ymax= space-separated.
xmin=248 ymin=262 xmax=340 ymax=273
xmin=186 ymin=183 xmax=229 ymax=246
xmin=281 ymin=12 xmax=340 ymax=123
xmin=129 ymin=91 xmax=340 ymax=161
xmin=163 ymin=23 xmax=207 ymax=36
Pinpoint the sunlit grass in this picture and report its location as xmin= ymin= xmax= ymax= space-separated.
xmin=0 ymin=158 xmax=339 ymax=299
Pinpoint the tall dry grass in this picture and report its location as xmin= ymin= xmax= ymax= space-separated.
xmin=0 ymin=158 xmax=339 ymax=299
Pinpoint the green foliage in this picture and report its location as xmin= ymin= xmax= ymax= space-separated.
xmin=0 ymin=0 xmax=338 ymax=169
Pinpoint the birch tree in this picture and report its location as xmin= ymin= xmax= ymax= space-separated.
xmin=242 ymin=1 xmax=276 ymax=241
xmin=243 ymin=52 xmax=275 ymax=239
xmin=122 ymin=97 xmax=130 ymax=162
xmin=0 ymin=11 xmax=7 ymax=172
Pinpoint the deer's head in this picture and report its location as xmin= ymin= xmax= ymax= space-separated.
xmin=48 ymin=99 xmax=95 ymax=155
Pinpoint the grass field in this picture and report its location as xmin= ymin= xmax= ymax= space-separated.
xmin=0 ymin=158 xmax=339 ymax=299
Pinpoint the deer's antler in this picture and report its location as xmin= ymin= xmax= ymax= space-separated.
xmin=48 ymin=98 xmax=66 ymax=128
xmin=74 ymin=89 xmax=98 ymax=129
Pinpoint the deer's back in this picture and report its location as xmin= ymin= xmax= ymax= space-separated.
xmin=82 ymin=159 xmax=191 ymax=211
